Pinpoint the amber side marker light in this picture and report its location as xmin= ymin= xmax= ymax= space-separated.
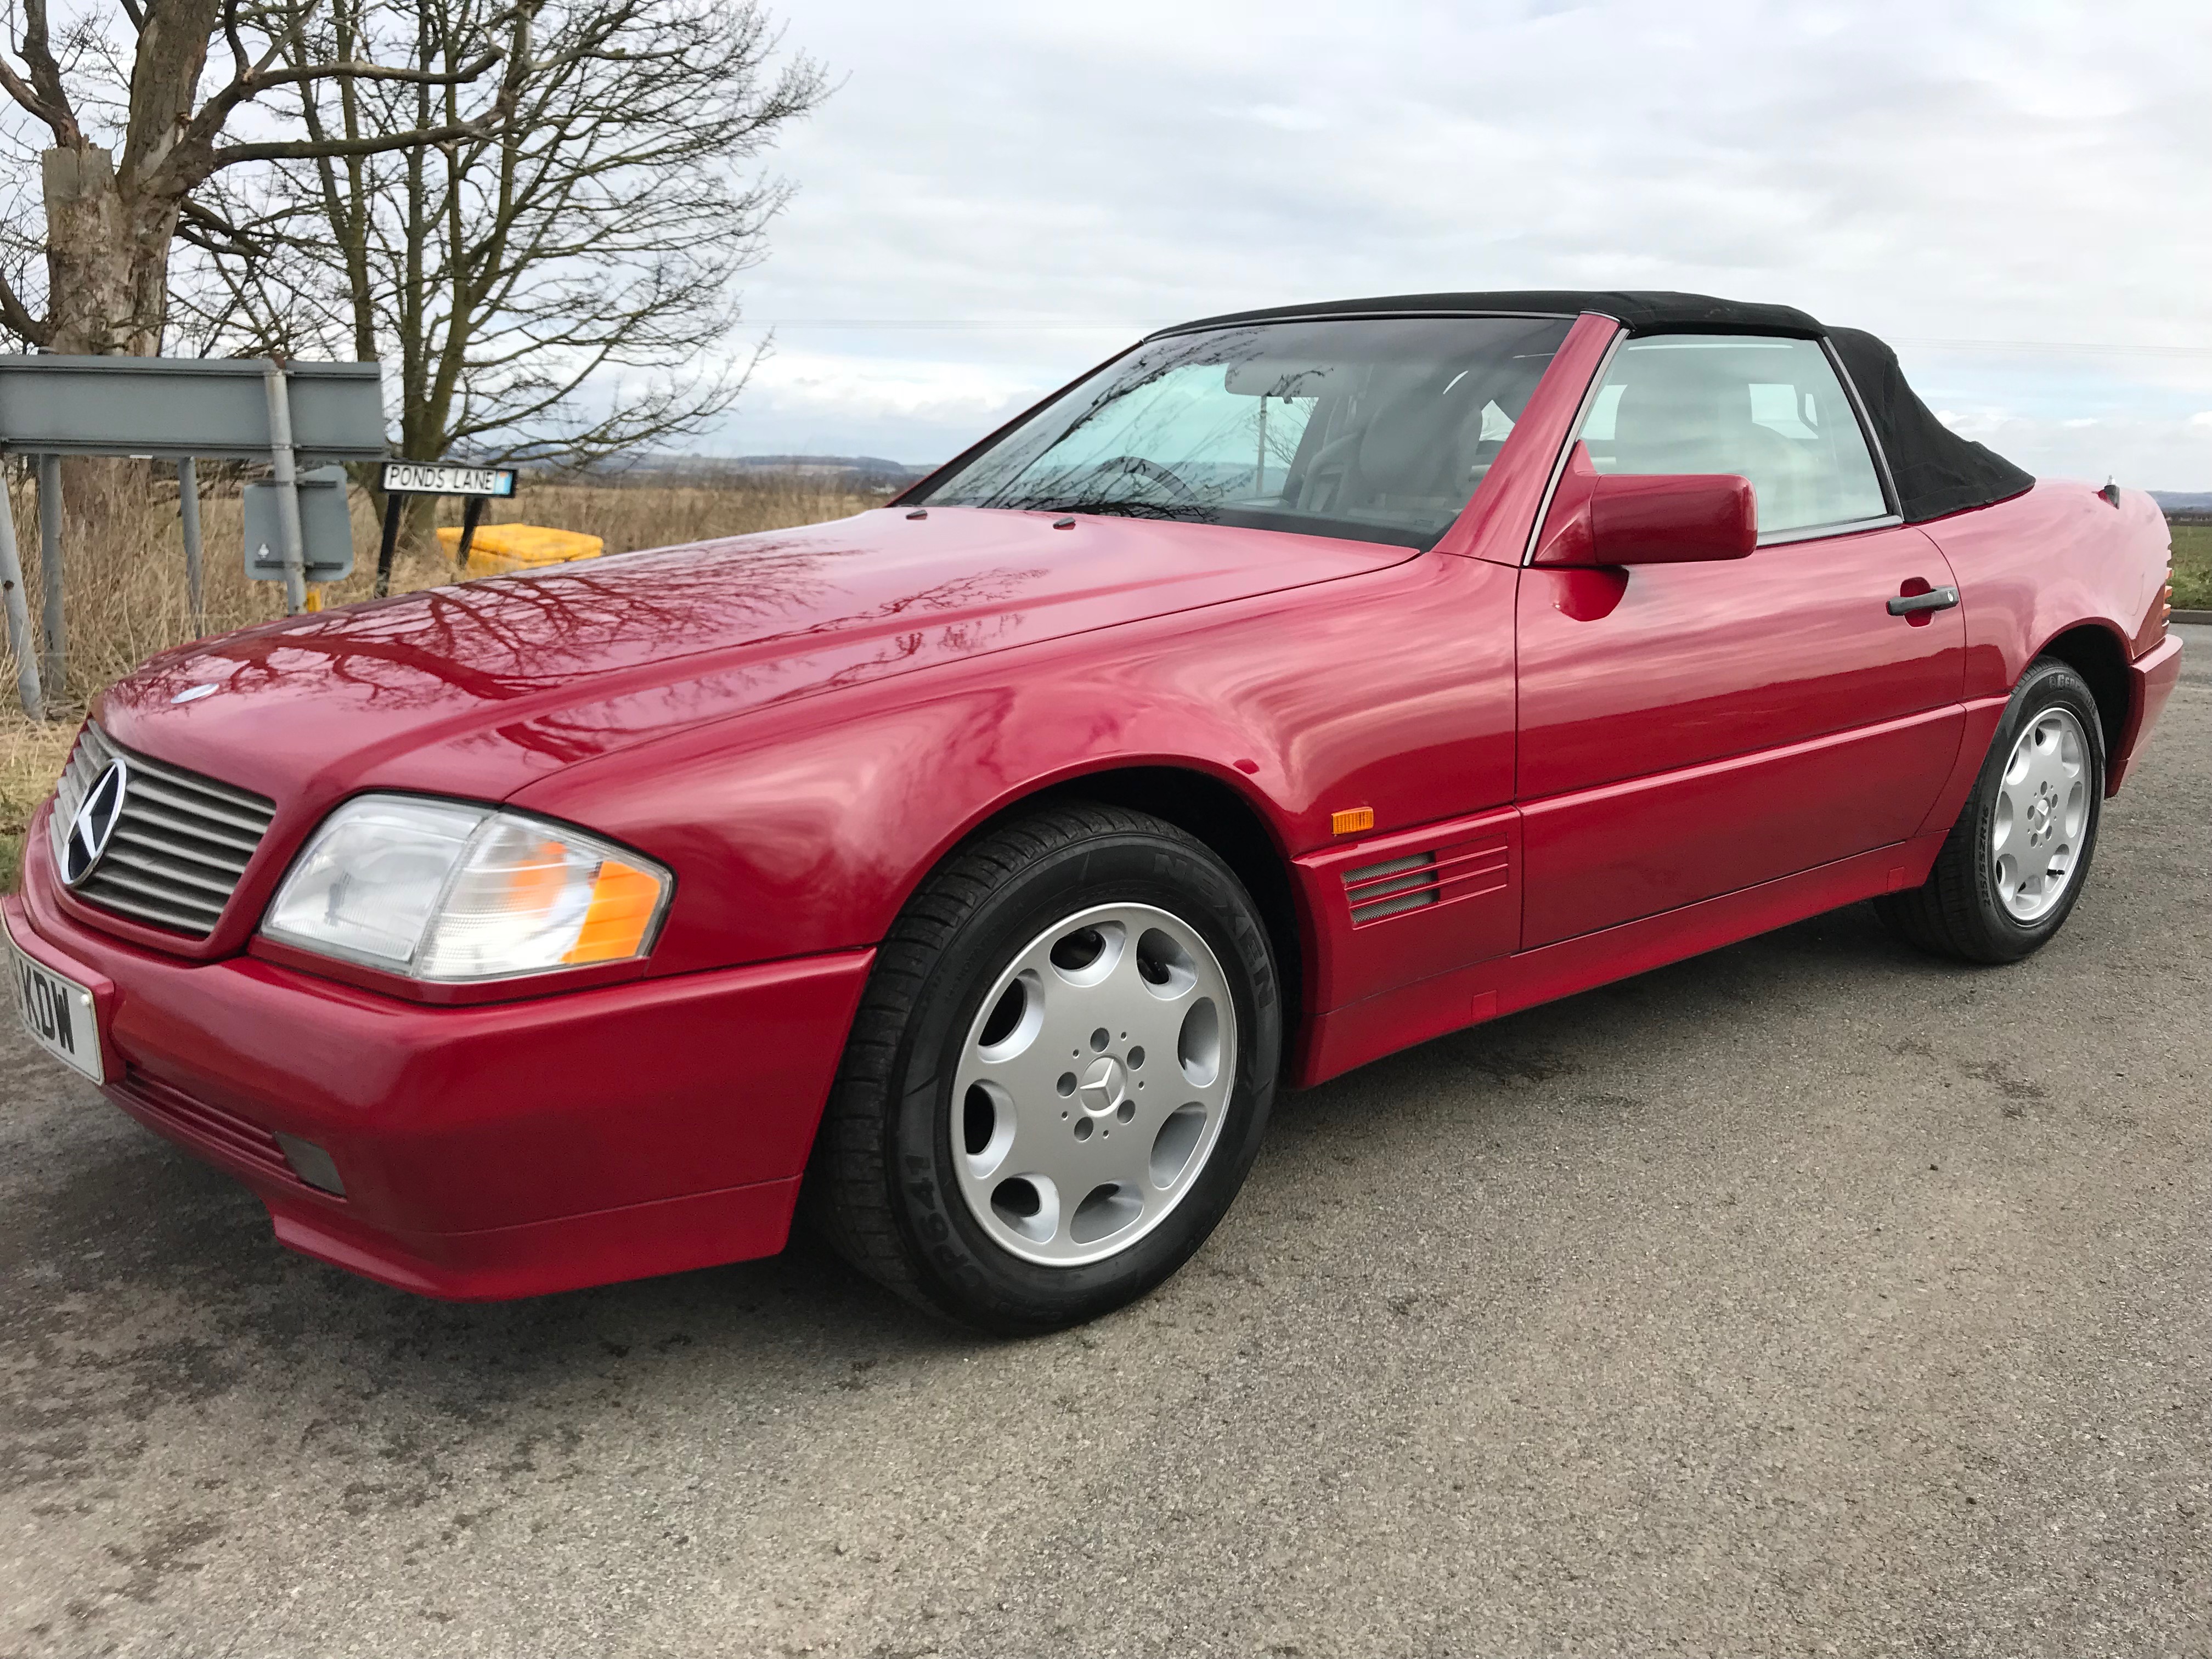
xmin=1331 ymin=807 xmax=1375 ymax=836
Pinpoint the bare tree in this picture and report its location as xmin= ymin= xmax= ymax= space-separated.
xmin=0 ymin=0 xmax=513 ymax=356
xmin=178 ymin=0 xmax=826 ymax=472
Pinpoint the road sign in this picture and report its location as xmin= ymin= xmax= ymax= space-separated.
xmin=372 ymin=458 xmax=523 ymax=594
xmin=380 ymin=461 xmax=516 ymax=498
xmin=0 ymin=354 xmax=384 ymax=463
xmin=0 ymin=353 xmax=387 ymax=718
xmin=244 ymin=466 xmax=356 ymax=583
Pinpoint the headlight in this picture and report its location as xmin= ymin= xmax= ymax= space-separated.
xmin=262 ymin=794 xmax=671 ymax=981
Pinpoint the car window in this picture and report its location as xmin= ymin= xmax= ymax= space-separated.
xmin=916 ymin=315 xmax=1576 ymax=550
xmin=1577 ymin=334 xmax=1888 ymax=537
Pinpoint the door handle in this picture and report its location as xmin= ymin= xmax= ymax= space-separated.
xmin=1887 ymin=585 xmax=1959 ymax=616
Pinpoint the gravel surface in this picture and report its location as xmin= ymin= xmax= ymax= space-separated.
xmin=4 ymin=682 xmax=2207 ymax=1658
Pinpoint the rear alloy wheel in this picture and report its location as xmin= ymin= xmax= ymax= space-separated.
xmin=803 ymin=804 xmax=1280 ymax=1331
xmin=1989 ymin=704 xmax=2092 ymax=923
xmin=1876 ymin=656 xmax=2105 ymax=963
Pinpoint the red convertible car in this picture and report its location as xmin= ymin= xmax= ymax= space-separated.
xmin=6 ymin=290 xmax=2183 ymax=1329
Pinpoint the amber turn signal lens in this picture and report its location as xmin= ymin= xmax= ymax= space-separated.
xmin=565 ymin=860 xmax=664 ymax=963
xmin=1331 ymin=807 xmax=1375 ymax=836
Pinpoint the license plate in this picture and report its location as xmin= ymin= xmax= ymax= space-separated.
xmin=7 ymin=928 xmax=103 ymax=1081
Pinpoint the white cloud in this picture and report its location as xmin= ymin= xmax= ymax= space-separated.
xmin=748 ymin=350 xmax=1034 ymax=422
xmin=1939 ymin=408 xmax=2212 ymax=491
xmin=706 ymin=0 xmax=2211 ymax=480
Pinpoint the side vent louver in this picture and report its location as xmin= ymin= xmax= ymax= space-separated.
xmin=1344 ymin=853 xmax=1441 ymax=923
xmin=1341 ymin=837 xmax=1510 ymax=927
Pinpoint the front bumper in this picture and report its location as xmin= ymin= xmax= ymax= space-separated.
xmin=9 ymin=817 xmax=872 ymax=1300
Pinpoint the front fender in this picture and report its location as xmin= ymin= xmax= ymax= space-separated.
xmin=507 ymin=552 xmax=1522 ymax=987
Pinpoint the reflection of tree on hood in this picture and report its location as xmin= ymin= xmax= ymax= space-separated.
xmin=125 ymin=533 xmax=1036 ymax=742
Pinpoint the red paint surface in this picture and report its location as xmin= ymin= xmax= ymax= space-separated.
xmin=1920 ymin=479 xmax=2169 ymax=697
xmin=14 ymin=833 xmax=868 ymax=1296
xmin=2111 ymin=632 xmax=2184 ymax=794
xmin=11 ymin=310 xmax=2183 ymax=1299
xmin=1515 ymin=521 xmax=1966 ymax=945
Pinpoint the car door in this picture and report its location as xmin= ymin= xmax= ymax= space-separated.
xmin=1515 ymin=331 xmax=1966 ymax=948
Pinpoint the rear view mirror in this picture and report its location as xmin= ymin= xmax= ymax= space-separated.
xmin=1222 ymin=360 xmax=1343 ymax=398
xmin=1532 ymin=443 xmax=1758 ymax=567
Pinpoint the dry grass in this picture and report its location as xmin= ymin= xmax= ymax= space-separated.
xmin=2 ymin=466 xmax=879 ymax=888
xmin=2170 ymin=523 xmax=2212 ymax=610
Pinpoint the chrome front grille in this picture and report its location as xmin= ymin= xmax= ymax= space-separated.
xmin=49 ymin=724 xmax=276 ymax=938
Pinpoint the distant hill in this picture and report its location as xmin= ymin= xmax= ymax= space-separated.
xmin=2151 ymin=490 xmax=2212 ymax=519
xmin=581 ymin=453 xmax=936 ymax=491
xmin=724 ymin=453 xmax=934 ymax=480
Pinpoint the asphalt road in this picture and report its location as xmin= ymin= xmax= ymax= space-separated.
xmin=5 ymin=671 xmax=2208 ymax=1659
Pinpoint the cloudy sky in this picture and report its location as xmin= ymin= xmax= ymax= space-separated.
xmin=704 ymin=0 xmax=2210 ymax=488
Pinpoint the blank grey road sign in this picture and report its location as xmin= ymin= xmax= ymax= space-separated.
xmin=0 ymin=355 xmax=383 ymax=462
xmin=244 ymin=466 xmax=355 ymax=582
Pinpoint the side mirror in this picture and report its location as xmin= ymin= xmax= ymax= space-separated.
xmin=1531 ymin=442 xmax=1758 ymax=567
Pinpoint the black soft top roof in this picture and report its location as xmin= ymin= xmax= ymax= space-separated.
xmin=1160 ymin=289 xmax=2033 ymax=524
xmin=1169 ymin=289 xmax=1824 ymax=337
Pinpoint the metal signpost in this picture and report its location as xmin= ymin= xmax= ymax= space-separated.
xmin=244 ymin=467 xmax=356 ymax=585
xmin=0 ymin=354 xmax=384 ymax=718
xmin=374 ymin=461 xmax=517 ymax=596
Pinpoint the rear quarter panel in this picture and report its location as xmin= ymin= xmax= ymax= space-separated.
xmin=1921 ymin=479 xmax=2171 ymax=697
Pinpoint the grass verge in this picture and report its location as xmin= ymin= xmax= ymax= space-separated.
xmin=2169 ymin=523 xmax=2212 ymax=611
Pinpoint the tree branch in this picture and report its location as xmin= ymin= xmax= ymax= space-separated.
xmin=174 ymin=195 xmax=276 ymax=257
xmin=213 ymin=117 xmax=491 ymax=167
xmin=0 ymin=266 xmax=50 ymax=346
xmin=223 ymin=0 xmax=253 ymax=101
xmin=192 ymin=47 xmax=504 ymax=145
xmin=7 ymin=0 xmax=81 ymax=142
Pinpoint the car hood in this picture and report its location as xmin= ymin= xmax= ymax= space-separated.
xmin=99 ymin=506 xmax=1412 ymax=805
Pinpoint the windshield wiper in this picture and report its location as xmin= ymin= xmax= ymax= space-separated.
xmin=1013 ymin=498 xmax=1211 ymax=522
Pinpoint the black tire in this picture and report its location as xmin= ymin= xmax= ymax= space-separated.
xmin=1876 ymin=657 xmax=2106 ymax=964
xmin=801 ymin=803 xmax=1282 ymax=1333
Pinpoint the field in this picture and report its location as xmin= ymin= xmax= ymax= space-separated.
xmin=2171 ymin=522 xmax=2212 ymax=609
xmin=1 ymin=470 xmax=878 ymax=887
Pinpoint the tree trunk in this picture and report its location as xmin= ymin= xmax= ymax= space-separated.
xmin=37 ymin=0 xmax=219 ymax=356
xmin=40 ymin=145 xmax=176 ymax=356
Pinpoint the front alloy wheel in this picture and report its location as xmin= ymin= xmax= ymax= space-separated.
xmin=951 ymin=903 xmax=1237 ymax=1267
xmin=804 ymin=803 xmax=1280 ymax=1331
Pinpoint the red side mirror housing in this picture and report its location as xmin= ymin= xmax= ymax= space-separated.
xmin=1532 ymin=443 xmax=1758 ymax=567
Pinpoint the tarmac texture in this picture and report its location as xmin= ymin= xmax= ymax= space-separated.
xmin=4 ymin=664 xmax=2208 ymax=1657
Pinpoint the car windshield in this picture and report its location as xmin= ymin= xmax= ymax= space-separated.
xmin=913 ymin=315 xmax=1576 ymax=549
